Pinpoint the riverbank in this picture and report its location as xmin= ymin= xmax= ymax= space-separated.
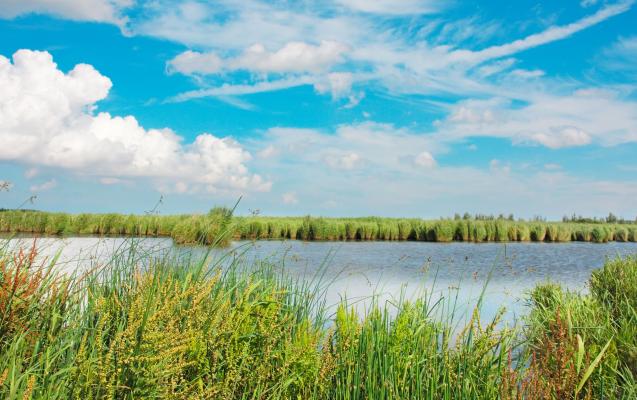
xmin=0 ymin=241 xmax=636 ymax=399
xmin=1 ymin=210 xmax=636 ymax=246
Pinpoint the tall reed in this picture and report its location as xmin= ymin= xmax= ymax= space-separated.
xmin=2 ymin=240 xmax=637 ymax=398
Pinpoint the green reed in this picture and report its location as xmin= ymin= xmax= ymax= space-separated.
xmin=2 ymin=211 xmax=635 ymax=245
xmin=1 ymin=238 xmax=635 ymax=399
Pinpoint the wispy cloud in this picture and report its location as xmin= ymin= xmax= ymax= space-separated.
xmin=449 ymin=1 xmax=634 ymax=64
xmin=30 ymin=179 xmax=57 ymax=192
xmin=0 ymin=0 xmax=133 ymax=28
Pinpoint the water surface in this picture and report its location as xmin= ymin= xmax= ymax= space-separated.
xmin=4 ymin=236 xmax=636 ymax=324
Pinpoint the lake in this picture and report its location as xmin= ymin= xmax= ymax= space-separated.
xmin=3 ymin=236 xmax=636 ymax=325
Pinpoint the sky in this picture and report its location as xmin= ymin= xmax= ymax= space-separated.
xmin=0 ymin=0 xmax=636 ymax=219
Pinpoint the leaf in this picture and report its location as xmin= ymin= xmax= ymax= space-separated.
xmin=575 ymin=337 xmax=613 ymax=396
xmin=575 ymin=334 xmax=584 ymax=374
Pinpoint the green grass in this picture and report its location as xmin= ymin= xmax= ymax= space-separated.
xmin=0 ymin=209 xmax=233 ymax=246
xmin=0 ymin=239 xmax=636 ymax=399
xmin=525 ymin=256 xmax=637 ymax=399
xmin=2 ymin=211 xmax=635 ymax=245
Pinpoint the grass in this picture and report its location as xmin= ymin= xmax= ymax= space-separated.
xmin=0 ymin=208 xmax=233 ymax=246
xmin=2 ymin=211 xmax=636 ymax=245
xmin=0 ymin=238 xmax=635 ymax=399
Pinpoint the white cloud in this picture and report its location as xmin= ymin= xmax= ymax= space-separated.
xmin=235 ymin=41 xmax=348 ymax=74
xmin=437 ymin=90 xmax=637 ymax=148
xmin=257 ymin=145 xmax=278 ymax=159
xmin=581 ymin=0 xmax=599 ymax=7
xmin=155 ymin=0 xmax=634 ymax=128
xmin=248 ymin=124 xmax=637 ymax=218
xmin=168 ymin=41 xmax=353 ymax=102
xmin=601 ymin=36 xmax=637 ymax=77
xmin=0 ymin=0 xmax=132 ymax=27
xmin=324 ymin=152 xmax=361 ymax=170
xmin=30 ymin=179 xmax=57 ymax=192
xmin=250 ymin=122 xmax=440 ymax=178
xmin=531 ymin=127 xmax=592 ymax=149
xmin=171 ymin=76 xmax=315 ymax=101
xmin=166 ymin=50 xmax=223 ymax=75
xmin=168 ymin=40 xmax=348 ymax=76
xmin=0 ymin=49 xmax=269 ymax=193
xmin=544 ymin=163 xmax=562 ymax=170
xmin=489 ymin=159 xmax=511 ymax=174
xmin=282 ymin=191 xmax=298 ymax=205
xmin=450 ymin=1 xmax=634 ymax=65
xmin=314 ymin=72 xmax=353 ymax=99
xmin=99 ymin=177 xmax=125 ymax=185
xmin=414 ymin=151 xmax=436 ymax=168
xmin=335 ymin=0 xmax=442 ymax=15
xmin=509 ymin=69 xmax=545 ymax=79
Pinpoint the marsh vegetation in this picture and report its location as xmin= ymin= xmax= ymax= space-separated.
xmin=0 ymin=240 xmax=636 ymax=399
xmin=1 ymin=210 xmax=636 ymax=246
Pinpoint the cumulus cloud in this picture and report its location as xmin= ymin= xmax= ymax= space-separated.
xmin=0 ymin=49 xmax=269 ymax=193
xmin=0 ymin=0 xmax=132 ymax=27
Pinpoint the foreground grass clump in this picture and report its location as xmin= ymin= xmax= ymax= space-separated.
xmin=0 ymin=242 xmax=636 ymax=399
xmin=526 ymin=256 xmax=637 ymax=399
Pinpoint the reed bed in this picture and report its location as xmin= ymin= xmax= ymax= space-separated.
xmin=0 ymin=209 xmax=233 ymax=246
xmin=0 ymin=240 xmax=635 ymax=399
xmin=232 ymin=216 xmax=636 ymax=244
xmin=2 ymin=211 xmax=635 ymax=245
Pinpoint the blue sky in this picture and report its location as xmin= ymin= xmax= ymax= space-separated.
xmin=0 ymin=0 xmax=636 ymax=219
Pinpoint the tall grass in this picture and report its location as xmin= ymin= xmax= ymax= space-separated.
xmin=232 ymin=217 xmax=635 ymax=244
xmin=0 ymin=209 xmax=233 ymax=246
xmin=525 ymin=257 xmax=637 ymax=399
xmin=1 ymin=240 xmax=635 ymax=398
xmin=2 ymin=211 xmax=635 ymax=244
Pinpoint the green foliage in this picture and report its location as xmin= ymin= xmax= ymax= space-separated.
xmin=0 ymin=243 xmax=636 ymax=398
xmin=0 ymin=211 xmax=634 ymax=245
xmin=525 ymin=256 xmax=637 ymax=398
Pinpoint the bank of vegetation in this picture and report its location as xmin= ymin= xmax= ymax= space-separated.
xmin=1 ymin=210 xmax=637 ymax=245
xmin=0 ymin=241 xmax=635 ymax=399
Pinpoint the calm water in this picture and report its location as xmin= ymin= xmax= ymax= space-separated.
xmin=4 ymin=236 xmax=636 ymax=324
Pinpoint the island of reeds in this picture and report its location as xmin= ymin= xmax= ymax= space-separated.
xmin=1 ymin=209 xmax=636 ymax=245
xmin=0 ymin=242 xmax=636 ymax=399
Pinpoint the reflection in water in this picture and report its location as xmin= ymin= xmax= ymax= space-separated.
xmin=3 ymin=236 xmax=636 ymax=325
